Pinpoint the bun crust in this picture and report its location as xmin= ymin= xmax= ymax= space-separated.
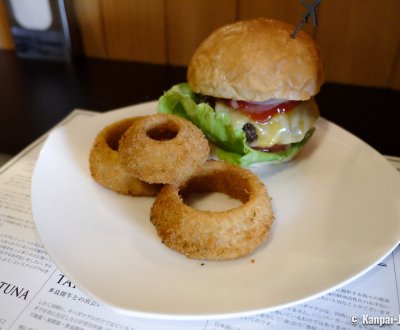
xmin=187 ymin=18 xmax=324 ymax=101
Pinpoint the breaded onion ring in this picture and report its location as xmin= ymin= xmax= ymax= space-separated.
xmin=119 ymin=114 xmax=210 ymax=184
xmin=89 ymin=117 xmax=161 ymax=196
xmin=150 ymin=160 xmax=274 ymax=260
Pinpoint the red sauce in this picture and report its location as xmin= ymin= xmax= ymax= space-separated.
xmin=223 ymin=99 xmax=301 ymax=123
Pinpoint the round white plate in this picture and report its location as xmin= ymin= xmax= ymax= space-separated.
xmin=31 ymin=101 xmax=400 ymax=320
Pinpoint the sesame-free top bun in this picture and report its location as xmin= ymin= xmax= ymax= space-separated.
xmin=187 ymin=18 xmax=324 ymax=101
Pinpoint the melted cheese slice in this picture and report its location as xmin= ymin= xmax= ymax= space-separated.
xmin=215 ymin=99 xmax=319 ymax=148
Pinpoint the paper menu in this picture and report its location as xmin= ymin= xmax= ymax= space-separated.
xmin=0 ymin=110 xmax=399 ymax=330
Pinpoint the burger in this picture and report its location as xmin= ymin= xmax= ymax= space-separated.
xmin=157 ymin=18 xmax=324 ymax=166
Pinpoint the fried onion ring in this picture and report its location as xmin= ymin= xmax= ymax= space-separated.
xmin=150 ymin=160 xmax=274 ymax=260
xmin=89 ymin=117 xmax=161 ymax=196
xmin=119 ymin=114 xmax=210 ymax=184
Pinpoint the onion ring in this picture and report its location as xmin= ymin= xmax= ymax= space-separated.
xmin=119 ymin=114 xmax=210 ymax=184
xmin=150 ymin=160 xmax=274 ymax=260
xmin=89 ymin=117 xmax=161 ymax=196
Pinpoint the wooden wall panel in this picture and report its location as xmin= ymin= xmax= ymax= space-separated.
xmin=389 ymin=45 xmax=400 ymax=90
xmin=73 ymin=0 xmax=107 ymax=58
xmin=0 ymin=0 xmax=14 ymax=49
xmin=316 ymin=0 xmax=400 ymax=88
xmin=100 ymin=0 xmax=166 ymax=63
xmin=165 ymin=0 xmax=236 ymax=66
xmin=238 ymin=0 xmax=315 ymax=37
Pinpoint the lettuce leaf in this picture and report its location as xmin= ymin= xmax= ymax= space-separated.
xmin=157 ymin=83 xmax=314 ymax=167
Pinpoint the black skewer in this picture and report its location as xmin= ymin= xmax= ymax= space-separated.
xmin=290 ymin=0 xmax=321 ymax=38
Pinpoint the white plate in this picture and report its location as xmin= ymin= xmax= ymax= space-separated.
xmin=31 ymin=101 xmax=400 ymax=320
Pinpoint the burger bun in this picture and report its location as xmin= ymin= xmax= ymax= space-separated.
xmin=187 ymin=18 xmax=324 ymax=101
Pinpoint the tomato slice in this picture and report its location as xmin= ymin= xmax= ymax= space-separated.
xmin=223 ymin=99 xmax=301 ymax=123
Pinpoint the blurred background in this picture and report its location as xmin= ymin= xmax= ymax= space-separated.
xmin=1 ymin=0 xmax=399 ymax=89
xmin=0 ymin=0 xmax=399 ymax=159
